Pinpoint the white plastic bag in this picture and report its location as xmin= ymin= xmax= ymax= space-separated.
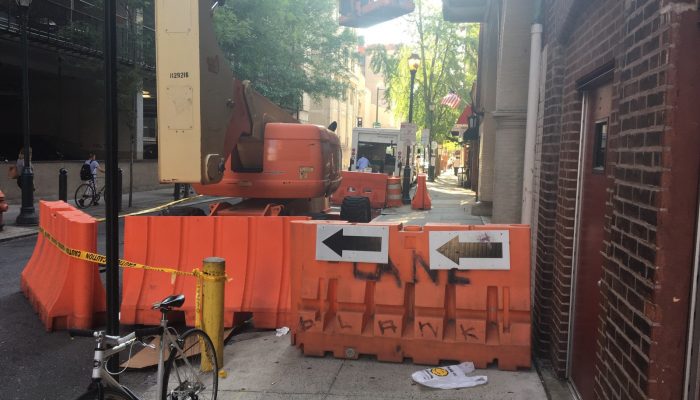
xmin=411 ymin=362 xmax=488 ymax=389
xmin=275 ymin=326 xmax=290 ymax=336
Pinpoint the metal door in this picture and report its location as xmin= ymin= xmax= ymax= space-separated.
xmin=570 ymin=83 xmax=613 ymax=400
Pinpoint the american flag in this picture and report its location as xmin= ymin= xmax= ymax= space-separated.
xmin=440 ymin=91 xmax=462 ymax=109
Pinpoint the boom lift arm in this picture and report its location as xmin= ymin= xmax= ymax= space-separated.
xmin=156 ymin=0 xmax=296 ymax=185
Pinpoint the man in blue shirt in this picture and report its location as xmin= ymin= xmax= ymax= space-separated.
xmin=356 ymin=156 xmax=370 ymax=171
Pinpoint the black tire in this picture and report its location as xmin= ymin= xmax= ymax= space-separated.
xmin=162 ymin=328 xmax=218 ymax=400
xmin=161 ymin=206 xmax=207 ymax=216
xmin=75 ymin=387 xmax=133 ymax=400
xmin=75 ymin=183 xmax=95 ymax=209
xmin=340 ymin=196 xmax=372 ymax=223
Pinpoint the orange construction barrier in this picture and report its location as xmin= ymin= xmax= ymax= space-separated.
xmin=411 ymin=173 xmax=432 ymax=210
xmin=21 ymin=201 xmax=105 ymax=331
xmin=386 ymin=177 xmax=402 ymax=208
xmin=290 ymin=221 xmax=531 ymax=370
xmin=331 ymin=171 xmax=388 ymax=209
xmin=120 ymin=215 xmax=307 ymax=328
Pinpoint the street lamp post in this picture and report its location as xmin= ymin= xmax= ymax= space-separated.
xmin=402 ymin=53 xmax=420 ymax=204
xmin=16 ymin=0 xmax=37 ymax=226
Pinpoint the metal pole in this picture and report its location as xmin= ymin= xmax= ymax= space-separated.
xmin=402 ymin=70 xmax=416 ymax=204
xmin=104 ymin=0 xmax=120 ymax=376
xmin=16 ymin=3 xmax=37 ymax=226
xmin=58 ymin=168 xmax=67 ymax=201
xmin=202 ymin=257 xmax=226 ymax=373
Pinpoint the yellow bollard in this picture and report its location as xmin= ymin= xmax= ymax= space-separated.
xmin=201 ymin=257 xmax=225 ymax=376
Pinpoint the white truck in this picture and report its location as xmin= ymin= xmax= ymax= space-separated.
xmin=350 ymin=127 xmax=402 ymax=175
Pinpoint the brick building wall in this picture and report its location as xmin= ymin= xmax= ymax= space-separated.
xmin=533 ymin=0 xmax=700 ymax=398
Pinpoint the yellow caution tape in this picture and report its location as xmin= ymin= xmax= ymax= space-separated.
xmin=94 ymin=195 xmax=204 ymax=222
xmin=37 ymin=225 xmax=228 ymax=328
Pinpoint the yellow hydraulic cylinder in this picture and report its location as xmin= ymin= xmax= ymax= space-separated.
xmin=201 ymin=257 xmax=225 ymax=374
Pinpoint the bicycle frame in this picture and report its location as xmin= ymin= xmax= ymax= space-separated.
xmin=89 ymin=312 xmax=180 ymax=400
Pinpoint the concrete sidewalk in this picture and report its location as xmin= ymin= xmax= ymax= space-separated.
xmin=0 ymin=187 xmax=178 ymax=242
xmin=128 ymin=331 xmax=548 ymax=400
xmin=374 ymin=172 xmax=487 ymax=226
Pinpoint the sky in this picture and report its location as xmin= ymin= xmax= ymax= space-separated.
xmin=357 ymin=17 xmax=413 ymax=45
xmin=355 ymin=0 xmax=443 ymax=45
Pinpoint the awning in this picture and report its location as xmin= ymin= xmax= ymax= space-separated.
xmin=442 ymin=0 xmax=489 ymax=23
xmin=456 ymin=105 xmax=473 ymax=125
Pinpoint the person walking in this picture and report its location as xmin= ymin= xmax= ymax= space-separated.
xmin=14 ymin=148 xmax=33 ymax=190
xmin=83 ymin=153 xmax=105 ymax=185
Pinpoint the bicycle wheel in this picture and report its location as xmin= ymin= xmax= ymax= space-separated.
xmin=76 ymin=387 xmax=132 ymax=400
xmin=162 ymin=328 xmax=218 ymax=400
xmin=75 ymin=183 xmax=95 ymax=209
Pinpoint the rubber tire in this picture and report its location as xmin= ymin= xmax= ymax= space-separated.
xmin=340 ymin=196 xmax=372 ymax=223
xmin=75 ymin=387 xmax=133 ymax=400
xmin=162 ymin=328 xmax=218 ymax=400
xmin=74 ymin=183 xmax=95 ymax=209
xmin=161 ymin=206 xmax=207 ymax=216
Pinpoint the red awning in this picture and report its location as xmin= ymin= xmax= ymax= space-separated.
xmin=456 ymin=105 xmax=473 ymax=125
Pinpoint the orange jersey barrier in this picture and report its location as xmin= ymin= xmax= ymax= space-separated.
xmin=386 ymin=177 xmax=402 ymax=208
xmin=411 ymin=173 xmax=432 ymax=210
xmin=21 ymin=201 xmax=106 ymax=331
xmin=331 ymin=171 xmax=388 ymax=209
xmin=120 ymin=215 xmax=308 ymax=328
xmin=290 ymin=221 xmax=531 ymax=370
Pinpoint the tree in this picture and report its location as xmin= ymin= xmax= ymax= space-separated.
xmin=368 ymin=0 xmax=479 ymax=143
xmin=214 ymin=0 xmax=358 ymax=111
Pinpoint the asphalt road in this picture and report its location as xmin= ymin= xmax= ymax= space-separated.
xmin=0 ymin=220 xmax=159 ymax=399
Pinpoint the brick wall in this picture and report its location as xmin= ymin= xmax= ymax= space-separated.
xmin=532 ymin=39 xmax=564 ymax=361
xmin=533 ymin=0 xmax=700 ymax=398
xmin=595 ymin=1 xmax=700 ymax=399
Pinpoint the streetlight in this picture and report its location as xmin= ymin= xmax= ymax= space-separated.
xmin=402 ymin=53 xmax=420 ymax=204
xmin=16 ymin=0 xmax=37 ymax=226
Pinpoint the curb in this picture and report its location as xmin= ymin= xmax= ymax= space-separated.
xmin=0 ymin=229 xmax=38 ymax=243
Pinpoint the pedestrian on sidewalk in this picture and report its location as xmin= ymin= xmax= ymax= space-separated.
xmin=83 ymin=153 xmax=105 ymax=186
xmin=446 ymin=156 xmax=454 ymax=175
xmin=12 ymin=148 xmax=34 ymax=191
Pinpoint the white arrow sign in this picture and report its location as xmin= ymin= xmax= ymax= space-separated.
xmin=316 ymin=225 xmax=389 ymax=263
xmin=429 ymin=230 xmax=510 ymax=270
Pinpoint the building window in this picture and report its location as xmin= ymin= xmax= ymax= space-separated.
xmin=592 ymin=119 xmax=608 ymax=172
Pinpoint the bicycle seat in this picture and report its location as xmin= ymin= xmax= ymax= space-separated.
xmin=153 ymin=294 xmax=185 ymax=311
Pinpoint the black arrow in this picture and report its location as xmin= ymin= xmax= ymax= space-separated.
xmin=322 ymin=229 xmax=382 ymax=257
xmin=437 ymin=236 xmax=503 ymax=265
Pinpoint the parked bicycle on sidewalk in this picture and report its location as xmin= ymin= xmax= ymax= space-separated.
xmin=75 ymin=153 xmax=105 ymax=209
xmin=70 ymin=294 xmax=218 ymax=400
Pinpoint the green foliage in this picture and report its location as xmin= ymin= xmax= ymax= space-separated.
xmin=367 ymin=0 xmax=479 ymax=144
xmin=213 ymin=0 xmax=358 ymax=110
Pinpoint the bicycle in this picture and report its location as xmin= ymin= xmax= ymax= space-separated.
xmin=75 ymin=178 xmax=105 ymax=209
xmin=70 ymin=294 xmax=219 ymax=400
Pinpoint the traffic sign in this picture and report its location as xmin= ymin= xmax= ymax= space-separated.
xmin=316 ymin=225 xmax=389 ymax=263
xmin=400 ymin=122 xmax=417 ymax=145
xmin=428 ymin=230 xmax=510 ymax=270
